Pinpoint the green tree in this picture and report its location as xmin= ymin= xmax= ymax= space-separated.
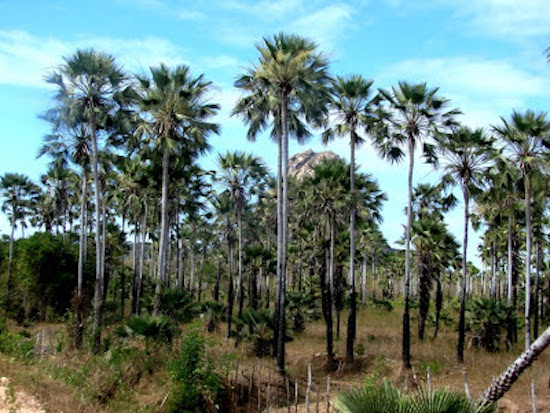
xmin=0 ymin=173 xmax=39 ymax=318
xmin=436 ymin=126 xmax=494 ymax=362
xmin=48 ymin=48 xmax=130 ymax=353
xmin=322 ymin=74 xmax=378 ymax=361
xmin=217 ymin=151 xmax=267 ymax=319
xmin=493 ymin=110 xmax=550 ymax=350
xmin=135 ymin=64 xmax=219 ymax=315
xmin=377 ymin=81 xmax=459 ymax=368
xmin=410 ymin=181 xmax=456 ymax=341
xmin=234 ymin=33 xmax=331 ymax=371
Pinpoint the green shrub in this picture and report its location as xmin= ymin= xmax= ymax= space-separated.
xmin=466 ymin=298 xmax=512 ymax=352
xmin=368 ymin=298 xmax=394 ymax=312
xmin=0 ymin=331 xmax=34 ymax=360
xmin=154 ymin=289 xmax=199 ymax=323
xmin=336 ymin=378 xmax=495 ymax=413
xmin=200 ymin=301 xmax=225 ymax=332
xmin=168 ymin=332 xmax=226 ymax=412
xmin=286 ymin=291 xmax=322 ymax=333
xmin=125 ymin=314 xmax=179 ymax=348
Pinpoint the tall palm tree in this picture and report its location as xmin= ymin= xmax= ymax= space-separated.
xmin=493 ymin=110 xmax=550 ymax=350
xmin=217 ymin=151 xmax=267 ymax=319
xmin=322 ymin=74 xmax=378 ymax=361
xmin=0 ymin=173 xmax=39 ymax=319
xmin=48 ymin=48 xmax=130 ymax=353
xmin=135 ymin=64 xmax=219 ymax=315
xmin=377 ymin=81 xmax=459 ymax=368
xmin=234 ymin=33 xmax=331 ymax=371
xmin=476 ymin=157 xmax=522 ymax=347
xmin=212 ymin=192 xmax=236 ymax=339
xmin=436 ymin=126 xmax=494 ymax=362
xmin=410 ymin=181 xmax=456 ymax=341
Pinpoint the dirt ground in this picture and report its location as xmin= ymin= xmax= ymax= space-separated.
xmin=0 ymin=377 xmax=44 ymax=413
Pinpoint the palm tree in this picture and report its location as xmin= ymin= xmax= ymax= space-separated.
xmin=476 ymin=158 xmax=522 ymax=347
xmin=0 ymin=173 xmax=39 ymax=319
xmin=135 ymin=64 xmax=219 ymax=315
xmin=212 ymin=192 xmax=236 ymax=339
xmin=436 ymin=126 xmax=494 ymax=362
xmin=301 ymin=158 xmax=385 ymax=365
xmin=48 ymin=48 xmax=130 ymax=353
xmin=234 ymin=33 xmax=331 ymax=371
xmin=493 ymin=110 xmax=550 ymax=350
xmin=410 ymin=181 xmax=456 ymax=341
xmin=377 ymin=81 xmax=459 ymax=368
xmin=322 ymin=74 xmax=378 ymax=361
xmin=217 ymin=151 xmax=267 ymax=319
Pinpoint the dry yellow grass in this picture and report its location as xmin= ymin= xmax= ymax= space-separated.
xmin=208 ymin=305 xmax=550 ymax=412
xmin=2 ymin=305 xmax=549 ymax=412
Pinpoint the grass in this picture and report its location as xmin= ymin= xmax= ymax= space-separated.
xmin=1 ymin=303 xmax=549 ymax=411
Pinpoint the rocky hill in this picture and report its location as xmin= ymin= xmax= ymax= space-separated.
xmin=288 ymin=149 xmax=340 ymax=180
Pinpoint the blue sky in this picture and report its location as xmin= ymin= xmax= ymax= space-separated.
xmin=1 ymin=0 xmax=550 ymax=268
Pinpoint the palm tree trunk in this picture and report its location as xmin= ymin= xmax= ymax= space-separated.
xmin=481 ymin=326 xmax=550 ymax=406
xmin=76 ymin=169 xmax=88 ymax=348
xmin=214 ymin=253 xmax=221 ymax=302
xmin=120 ymin=214 xmax=126 ymax=319
xmin=490 ymin=239 xmax=497 ymax=298
xmin=189 ymin=247 xmax=196 ymax=295
xmin=506 ymin=216 xmax=516 ymax=347
xmin=78 ymin=171 xmax=88 ymax=296
xmin=136 ymin=204 xmax=147 ymax=315
xmin=346 ymin=132 xmax=357 ymax=361
xmin=276 ymin=97 xmax=289 ymax=373
xmin=154 ymin=146 xmax=170 ymax=315
xmin=101 ymin=197 xmax=108 ymax=303
xmin=321 ymin=222 xmax=335 ymax=367
xmin=458 ymin=186 xmax=469 ymax=363
xmin=4 ymin=212 xmax=16 ymax=319
xmin=226 ymin=236 xmax=235 ymax=340
xmin=534 ymin=242 xmax=541 ymax=338
xmin=524 ymin=174 xmax=532 ymax=349
xmin=273 ymin=126 xmax=283 ymax=357
xmin=90 ymin=111 xmax=104 ymax=355
xmin=433 ymin=269 xmax=443 ymax=339
xmin=298 ymin=239 xmax=303 ymax=292
xmin=237 ymin=206 xmax=244 ymax=318
xmin=361 ymin=256 xmax=367 ymax=307
xmin=131 ymin=219 xmax=138 ymax=315
xmin=402 ymin=136 xmax=414 ymax=369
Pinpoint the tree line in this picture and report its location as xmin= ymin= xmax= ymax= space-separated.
xmin=1 ymin=33 xmax=550 ymax=375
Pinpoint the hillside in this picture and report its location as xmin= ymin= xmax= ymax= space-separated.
xmin=288 ymin=149 xmax=340 ymax=180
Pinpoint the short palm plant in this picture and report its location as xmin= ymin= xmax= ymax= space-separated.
xmin=466 ymin=298 xmax=514 ymax=352
xmin=335 ymin=379 xmax=495 ymax=412
xmin=286 ymin=291 xmax=322 ymax=333
xmin=125 ymin=314 xmax=179 ymax=348
xmin=200 ymin=301 xmax=225 ymax=333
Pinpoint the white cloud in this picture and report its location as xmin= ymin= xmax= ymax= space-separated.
xmin=178 ymin=10 xmax=205 ymax=20
xmin=377 ymin=56 xmax=550 ymax=128
xmin=201 ymin=55 xmax=242 ymax=71
xmin=451 ymin=0 xmax=550 ymax=38
xmin=0 ymin=30 xmax=68 ymax=88
xmin=0 ymin=30 xmax=189 ymax=88
xmin=223 ymin=0 xmax=304 ymax=20
xmin=289 ymin=4 xmax=354 ymax=50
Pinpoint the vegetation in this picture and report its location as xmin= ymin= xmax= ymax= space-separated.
xmin=1 ymin=33 xmax=550 ymax=411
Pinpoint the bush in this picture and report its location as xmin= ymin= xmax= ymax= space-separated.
xmin=286 ymin=291 xmax=322 ymax=333
xmin=336 ymin=378 xmax=495 ymax=413
xmin=167 ymin=332 xmax=226 ymax=412
xmin=466 ymin=298 xmax=513 ymax=352
xmin=125 ymin=314 xmax=179 ymax=348
xmin=0 ymin=331 xmax=34 ymax=360
xmin=149 ymin=289 xmax=199 ymax=323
